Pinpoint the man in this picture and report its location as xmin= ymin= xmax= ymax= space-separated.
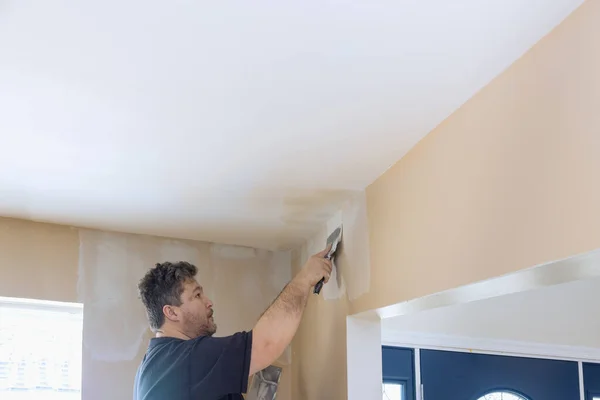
xmin=134 ymin=246 xmax=333 ymax=400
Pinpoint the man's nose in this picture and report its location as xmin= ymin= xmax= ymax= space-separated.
xmin=206 ymin=298 xmax=213 ymax=308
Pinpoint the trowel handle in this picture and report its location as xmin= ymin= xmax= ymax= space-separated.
xmin=313 ymin=277 xmax=325 ymax=294
xmin=314 ymin=246 xmax=336 ymax=295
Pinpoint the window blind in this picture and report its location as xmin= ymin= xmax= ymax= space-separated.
xmin=0 ymin=297 xmax=83 ymax=400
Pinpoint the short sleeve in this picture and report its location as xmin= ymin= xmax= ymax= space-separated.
xmin=189 ymin=330 xmax=253 ymax=396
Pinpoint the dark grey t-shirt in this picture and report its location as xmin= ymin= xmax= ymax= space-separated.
xmin=134 ymin=331 xmax=252 ymax=400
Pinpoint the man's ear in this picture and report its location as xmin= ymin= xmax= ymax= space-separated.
xmin=163 ymin=305 xmax=180 ymax=323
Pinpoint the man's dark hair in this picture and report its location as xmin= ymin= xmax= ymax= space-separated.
xmin=138 ymin=261 xmax=197 ymax=331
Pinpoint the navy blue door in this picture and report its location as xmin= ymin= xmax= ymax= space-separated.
xmin=382 ymin=346 xmax=415 ymax=400
xmin=420 ymin=349 xmax=580 ymax=400
xmin=584 ymin=362 xmax=600 ymax=400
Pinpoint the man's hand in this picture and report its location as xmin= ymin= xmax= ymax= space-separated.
xmin=296 ymin=246 xmax=333 ymax=288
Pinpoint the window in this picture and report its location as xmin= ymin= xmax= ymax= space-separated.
xmin=383 ymin=382 xmax=404 ymax=400
xmin=477 ymin=391 xmax=529 ymax=400
xmin=0 ymin=296 xmax=83 ymax=400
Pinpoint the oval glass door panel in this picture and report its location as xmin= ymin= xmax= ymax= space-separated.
xmin=477 ymin=392 xmax=529 ymax=400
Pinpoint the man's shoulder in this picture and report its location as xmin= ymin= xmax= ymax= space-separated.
xmin=135 ymin=333 xmax=253 ymax=400
xmin=134 ymin=338 xmax=193 ymax=400
xmin=141 ymin=332 xmax=252 ymax=372
xmin=144 ymin=335 xmax=220 ymax=361
xmin=148 ymin=336 xmax=186 ymax=350
xmin=140 ymin=337 xmax=193 ymax=370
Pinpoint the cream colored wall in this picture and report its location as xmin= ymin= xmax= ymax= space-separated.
xmin=0 ymin=217 xmax=292 ymax=400
xmin=289 ymin=191 xmax=371 ymax=400
xmin=0 ymin=217 xmax=79 ymax=302
xmin=293 ymin=0 xmax=600 ymax=398
xmin=290 ymin=249 xmax=349 ymax=400
xmin=359 ymin=0 xmax=600 ymax=313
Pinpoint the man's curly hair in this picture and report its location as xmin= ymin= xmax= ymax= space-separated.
xmin=138 ymin=261 xmax=197 ymax=331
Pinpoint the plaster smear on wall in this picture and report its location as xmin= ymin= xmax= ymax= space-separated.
xmin=77 ymin=229 xmax=204 ymax=362
xmin=303 ymin=225 xmax=346 ymax=301
xmin=78 ymin=230 xmax=293 ymax=362
xmin=302 ymin=191 xmax=371 ymax=301
xmin=77 ymin=230 xmax=293 ymax=399
xmin=209 ymin=243 xmax=293 ymax=365
xmin=337 ymin=191 xmax=371 ymax=301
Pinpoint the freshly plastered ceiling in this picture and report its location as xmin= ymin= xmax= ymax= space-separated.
xmin=0 ymin=0 xmax=584 ymax=250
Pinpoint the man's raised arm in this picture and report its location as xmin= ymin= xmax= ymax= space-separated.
xmin=249 ymin=247 xmax=332 ymax=375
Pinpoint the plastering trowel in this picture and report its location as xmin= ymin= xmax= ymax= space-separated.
xmin=313 ymin=225 xmax=343 ymax=295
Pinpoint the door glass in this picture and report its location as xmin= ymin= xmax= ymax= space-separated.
xmin=477 ymin=392 xmax=529 ymax=400
xmin=382 ymin=382 xmax=403 ymax=400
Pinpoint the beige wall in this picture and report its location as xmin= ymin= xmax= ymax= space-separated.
xmin=0 ymin=217 xmax=292 ymax=400
xmin=293 ymin=0 xmax=600 ymax=398
xmin=359 ymin=0 xmax=600 ymax=313
xmin=0 ymin=217 xmax=79 ymax=302
xmin=290 ymin=249 xmax=349 ymax=400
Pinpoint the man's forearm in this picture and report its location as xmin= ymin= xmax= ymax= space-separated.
xmin=250 ymin=274 xmax=311 ymax=373
xmin=256 ymin=274 xmax=311 ymax=345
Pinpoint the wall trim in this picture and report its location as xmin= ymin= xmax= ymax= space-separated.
xmin=579 ymin=361 xmax=585 ymax=400
xmin=414 ymin=348 xmax=422 ymax=400
xmin=382 ymin=330 xmax=600 ymax=363
xmin=376 ymin=247 xmax=600 ymax=320
xmin=347 ymin=315 xmax=382 ymax=400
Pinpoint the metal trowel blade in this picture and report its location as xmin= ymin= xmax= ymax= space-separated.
xmin=314 ymin=225 xmax=343 ymax=295
xmin=325 ymin=226 xmax=342 ymax=259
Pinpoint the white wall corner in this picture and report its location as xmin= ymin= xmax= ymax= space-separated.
xmin=347 ymin=313 xmax=382 ymax=400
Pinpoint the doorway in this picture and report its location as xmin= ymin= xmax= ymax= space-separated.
xmin=420 ymin=349 xmax=580 ymax=400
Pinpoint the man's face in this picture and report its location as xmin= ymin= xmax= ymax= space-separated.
xmin=177 ymin=279 xmax=217 ymax=338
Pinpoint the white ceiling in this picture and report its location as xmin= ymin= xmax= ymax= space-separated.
xmin=0 ymin=0 xmax=583 ymax=250
xmin=382 ymin=277 xmax=600 ymax=349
